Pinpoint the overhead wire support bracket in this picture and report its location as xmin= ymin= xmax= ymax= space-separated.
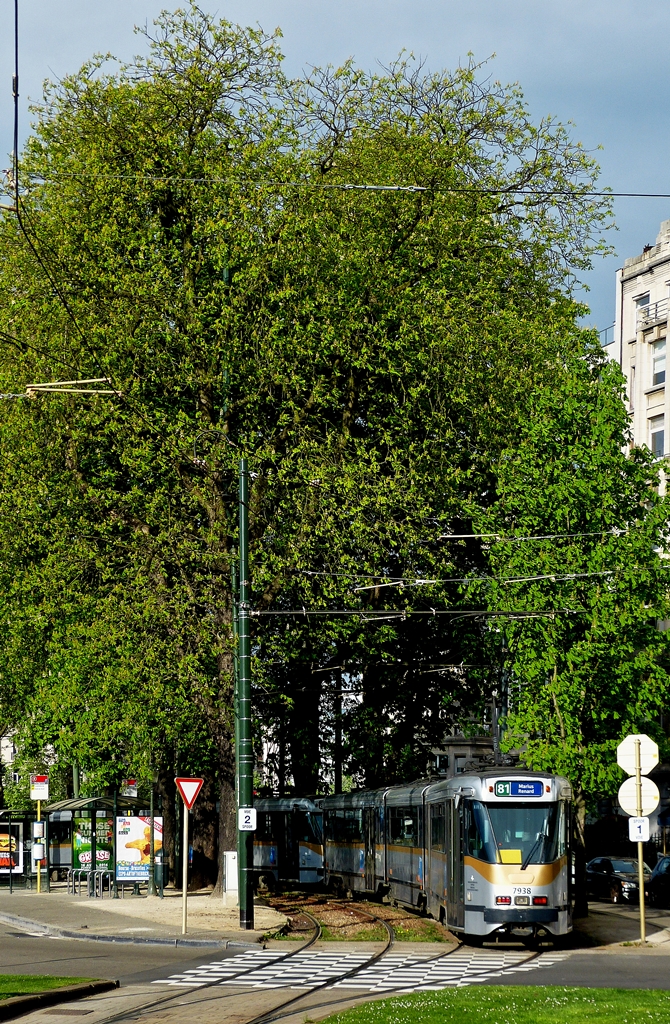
xmin=25 ymin=378 xmax=119 ymax=397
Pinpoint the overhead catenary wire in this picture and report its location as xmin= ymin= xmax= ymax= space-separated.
xmin=250 ymin=608 xmax=583 ymax=618
xmin=7 ymin=170 xmax=670 ymax=201
xmin=352 ymin=569 xmax=619 ymax=590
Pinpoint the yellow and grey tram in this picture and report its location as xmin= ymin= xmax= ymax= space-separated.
xmin=254 ymin=768 xmax=573 ymax=942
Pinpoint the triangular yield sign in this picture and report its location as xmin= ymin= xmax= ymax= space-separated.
xmin=175 ymin=777 xmax=204 ymax=810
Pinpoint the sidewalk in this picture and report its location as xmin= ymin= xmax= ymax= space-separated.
xmin=0 ymin=887 xmax=286 ymax=946
xmin=574 ymin=902 xmax=670 ymax=950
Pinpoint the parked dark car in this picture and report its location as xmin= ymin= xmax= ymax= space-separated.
xmin=585 ymin=856 xmax=651 ymax=904
xmin=648 ymin=856 xmax=670 ymax=908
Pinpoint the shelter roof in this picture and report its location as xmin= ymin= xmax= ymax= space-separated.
xmin=42 ymin=796 xmax=149 ymax=813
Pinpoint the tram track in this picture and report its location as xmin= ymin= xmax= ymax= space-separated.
xmin=82 ymin=910 xmax=324 ymax=1024
xmin=257 ymin=944 xmax=544 ymax=1024
xmin=53 ymin=904 xmax=553 ymax=1024
xmin=244 ymin=906 xmax=395 ymax=1024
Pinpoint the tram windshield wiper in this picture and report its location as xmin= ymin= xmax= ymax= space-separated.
xmin=521 ymin=829 xmax=547 ymax=871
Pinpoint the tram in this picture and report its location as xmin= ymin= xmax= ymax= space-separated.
xmin=252 ymin=796 xmax=324 ymax=887
xmin=254 ymin=768 xmax=573 ymax=942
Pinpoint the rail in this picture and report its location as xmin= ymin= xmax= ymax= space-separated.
xmin=637 ymin=299 xmax=668 ymax=329
xmin=67 ymin=867 xmax=114 ymax=897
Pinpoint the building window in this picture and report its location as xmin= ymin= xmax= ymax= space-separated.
xmin=636 ymin=293 xmax=650 ymax=309
xmin=653 ymin=339 xmax=666 ymax=386
xmin=630 ymin=366 xmax=635 ymax=408
xmin=650 ymin=415 xmax=665 ymax=458
xmin=455 ymin=755 xmax=467 ymax=774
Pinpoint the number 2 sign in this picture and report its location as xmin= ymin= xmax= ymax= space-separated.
xmin=238 ymin=807 xmax=257 ymax=832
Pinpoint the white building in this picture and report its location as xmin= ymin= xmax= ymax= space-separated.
xmin=611 ymin=219 xmax=670 ymax=460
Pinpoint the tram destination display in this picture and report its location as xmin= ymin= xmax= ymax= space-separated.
xmin=494 ymin=780 xmax=544 ymax=798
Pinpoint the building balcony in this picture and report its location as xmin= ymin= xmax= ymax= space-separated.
xmin=638 ymin=298 xmax=668 ymax=329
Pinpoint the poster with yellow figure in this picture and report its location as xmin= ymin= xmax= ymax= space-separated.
xmin=115 ymin=816 xmax=163 ymax=881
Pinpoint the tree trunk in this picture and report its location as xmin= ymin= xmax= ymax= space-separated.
xmin=190 ymin=775 xmax=218 ymax=889
xmin=158 ymin=771 xmax=177 ymax=887
xmin=572 ymin=787 xmax=589 ymax=918
xmin=289 ymin=671 xmax=321 ymax=795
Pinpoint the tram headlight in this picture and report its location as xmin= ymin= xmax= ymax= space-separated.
xmin=495 ymin=896 xmax=512 ymax=905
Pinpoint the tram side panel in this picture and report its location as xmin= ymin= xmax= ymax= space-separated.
xmin=253 ymin=803 xmax=324 ymax=886
xmin=324 ymin=806 xmax=367 ymax=894
xmin=386 ymin=803 xmax=424 ymax=908
xmin=426 ymin=800 xmax=448 ymax=923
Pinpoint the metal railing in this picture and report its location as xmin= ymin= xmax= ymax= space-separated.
xmin=67 ymin=867 xmax=114 ymax=897
xmin=637 ymin=299 xmax=668 ymax=329
xmin=599 ymin=324 xmax=615 ymax=347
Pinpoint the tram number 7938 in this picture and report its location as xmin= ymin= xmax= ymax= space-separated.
xmin=513 ymin=887 xmax=531 ymax=895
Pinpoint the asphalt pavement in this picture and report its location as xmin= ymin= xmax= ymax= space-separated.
xmin=0 ymin=922 xmax=241 ymax=984
xmin=0 ymin=899 xmax=670 ymax=1024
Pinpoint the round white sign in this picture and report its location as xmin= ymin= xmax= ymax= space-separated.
xmin=617 ymin=734 xmax=659 ymax=777
xmin=618 ymin=775 xmax=660 ymax=816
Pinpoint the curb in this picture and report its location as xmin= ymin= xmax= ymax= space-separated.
xmin=0 ymin=980 xmax=118 ymax=1021
xmin=0 ymin=911 xmax=261 ymax=950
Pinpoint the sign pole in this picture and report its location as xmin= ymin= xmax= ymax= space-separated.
xmin=36 ymin=800 xmax=41 ymax=894
xmin=182 ymin=804 xmax=189 ymax=935
xmin=174 ymin=778 xmax=203 ymax=937
xmin=635 ymin=738 xmax=646 ymax=943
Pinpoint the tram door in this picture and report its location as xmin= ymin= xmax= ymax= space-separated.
xmin=274 ymin=811 xmax=299 ymax=880
xmin=364 ymin=808 xmax=375 ymax=891
xmin=447 ymin=800 xmax=465 ymax=929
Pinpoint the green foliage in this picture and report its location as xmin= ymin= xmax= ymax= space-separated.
xmin=483 ymin=349 xmax=670 ymax=813
xmin=0 ymin=2 xmax=654 ymax=830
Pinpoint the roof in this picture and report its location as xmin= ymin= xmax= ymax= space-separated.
xmin=43 ymin=796 xmax=150 ymax=813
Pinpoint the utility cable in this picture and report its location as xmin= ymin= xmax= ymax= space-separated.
xmin=12 ymin=170 xmax=670 ymax=201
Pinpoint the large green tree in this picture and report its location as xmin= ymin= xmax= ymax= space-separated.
xmin=0 ymin=4 xmax=620 ymax=881
xmin=483 ymin=351 xmax=670 ymax=841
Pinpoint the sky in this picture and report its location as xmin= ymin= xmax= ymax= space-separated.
xmin=1 ymin=0 xmax=669 ymax=332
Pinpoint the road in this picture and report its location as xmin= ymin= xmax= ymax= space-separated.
xmin=0 ymin=922 xmax=241 ymax=985
xmin=1 ymin=904 xmax=670 ymax=1024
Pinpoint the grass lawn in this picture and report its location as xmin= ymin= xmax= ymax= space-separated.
xmin=323 ymin=985 xmax=670 ymax=1024
xmin=0 ymin=976 xmax=95 ymax=1000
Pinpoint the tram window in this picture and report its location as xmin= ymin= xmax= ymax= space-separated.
xmin=487 ymin=803 xmax=560 ymax=865
xmin=329 ymin=809 xmax=363 ymax=843
xmin=255 ymin=813 xmax=273 ymax=840
xmin=294 ymin=811 xmax=323 ymax=843
xmin=430 ymin=804 xmax=445 ymax=852
xmin=388 ymin=806 xmax=419 ymax=846
xmin=463 ymin=801 xmax=497 ymax=863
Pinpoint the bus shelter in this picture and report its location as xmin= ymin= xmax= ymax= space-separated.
xmin=44 ymin=796 xmax=162 ymax=892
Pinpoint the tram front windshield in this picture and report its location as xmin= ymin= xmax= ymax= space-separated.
xmin=465 ymin=800 xmax=565 ymax=865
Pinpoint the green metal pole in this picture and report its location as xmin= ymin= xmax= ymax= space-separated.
xmin=238 ymin=459 xmax=254 ymax=930
xmin=232 ymin=558 xmax=240 ymax=810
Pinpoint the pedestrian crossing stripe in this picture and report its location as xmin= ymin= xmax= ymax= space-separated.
xmin=152 ymin=948 xmax=567 ymax=993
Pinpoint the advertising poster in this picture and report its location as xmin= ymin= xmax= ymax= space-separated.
xmin=0 ymin=823 xmax=23 ymax=873
xmin=73 ymin=816 xmax=114 ymax=870
xmin=116 ymin=817 xmax=163 ymax=881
